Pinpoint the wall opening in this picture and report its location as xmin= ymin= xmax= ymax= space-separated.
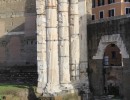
xmin=103 ymin=43 xmax=123 ymax=97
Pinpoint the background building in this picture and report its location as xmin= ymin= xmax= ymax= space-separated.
xmin=0 ymin=0 xmax=37 ymax=84
xmin=92 ymin=0 xmax=130 ymax=20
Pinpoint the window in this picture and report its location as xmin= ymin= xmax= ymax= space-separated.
xmin=98 ymin=0 xmax=104 ymax=6
xmin=92 ymin=0 xmax=96 ymax=8
xmin=109 ymin=9 xmax=115 ymax=17
xmin=125 ymin=0 xmax=130 ymax=2
xmin=108 ymin=0 xmax=115 ymax=4
xmin=111 ymin=51 xmax=116 ymax=59
xmin=92 ymin=15 xmax=95 ymax=20
xmin=126 ymin=8 xmax=130 ymax=14
xmin=104 ymin=44 xmax=122 ymax=66
xmin=100 ymin=11 xmax=104 ymax=19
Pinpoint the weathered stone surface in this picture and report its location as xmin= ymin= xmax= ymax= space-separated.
xmin=36 ymin=0 xmax=90 ymax=98
xmin=58 ymin=27 xmax=69 ymax=40
xmin=36 ymin=0 xmax=45 ymax=14
xmin=58 ymin=12 xmax=69 ymax=27
xmin=58 ymin=3 xmax=68 ymax=12
xmin=46 ymin=0 xmax=57 ymax=7
xmin=46 ymin=9 xmax=57 ymax=27
xmin=70 ymin=4 xmax=79 ymax=15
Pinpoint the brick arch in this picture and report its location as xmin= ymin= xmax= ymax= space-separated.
xmin=93 ymin=34 xmax=129 ymax=59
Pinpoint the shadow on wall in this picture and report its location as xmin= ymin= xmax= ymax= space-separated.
xmin=0 ymin=0 xmax=37 ymax=85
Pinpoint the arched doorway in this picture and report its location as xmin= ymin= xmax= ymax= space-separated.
xmin=103 ymin=44 xmax=123 ymax=96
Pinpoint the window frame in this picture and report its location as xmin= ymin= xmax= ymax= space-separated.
xmin=99 ymin=10 xmax=104 ymax=19
xmin=98 ymin=0 xmax=105 ymax=6
xmin=108 ymin=0 xmax=115 ymax=4
xmin=92 ymin=14 xmax=96 ymax=20
xmin=125 ymin=7 xmax=130 ymax=14
xmin=92 ymin=0 xmax=96 ymax=8
xmin=108 ymin=8 xmax=115 ymax=17
xmin=125 ymin=0 xmax=130 ymax=2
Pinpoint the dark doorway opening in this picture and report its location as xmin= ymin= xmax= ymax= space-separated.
xmin=103 ymin=44 xmax=123 ymax=97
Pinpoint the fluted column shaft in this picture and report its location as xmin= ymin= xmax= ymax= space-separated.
xmin=69 ymin=0 xmax=80 ymax=81
xmin=36 ymin=0 xmax=47 ymax=93
xmin=45 ymin=0 xmax=61 ymax=93
xmin=58 ymin=0 xmax=71 ymax=85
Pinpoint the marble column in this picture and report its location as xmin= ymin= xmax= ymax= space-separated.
xmin=45 ymin=0 xmax=61 ymax=94
xmin=36 ymin=0 xmax=47 ymax=93
xmin=69 ymin=0 xmax=80 ymax=81
xmin=58 ymin=0 xmax=72 ymax=89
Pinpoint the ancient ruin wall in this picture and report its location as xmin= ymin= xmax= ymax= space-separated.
xmin=0 ymin=0 xmax=37 ymax=84
xmin=88 ymin=16 xmax=130 ymax=99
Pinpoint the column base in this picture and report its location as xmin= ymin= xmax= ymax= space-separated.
xmin=60 ymin=83 xmax=74 ymax=91
xmin=43 ymin=83 xmax=62 ymax=96
xmin=39 ymin=91 xmax=81 ymax=100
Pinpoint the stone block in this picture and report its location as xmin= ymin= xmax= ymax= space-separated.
xmin=58 ymin=3 xmax=68 ymax=12
xmin=58 ymin=27 xmax=69 ymax=40
xmin=36 ymin=0 xmax=45 ymax=14
xmin=37 ymin=15 xmax=46 ymax=26
xmin=70 ymin=4 xmax=79 ymax=15
xmin=70 ymin=15 xmax=79 ymax=35
xmin=37 ymin=35 xmax=46 ymax=43
xmin=58 ymin=12 xmax=69 ymax=27
xmin=70 ymin=0 xmax=78 ymax=4
xmin=58 ymin=0 xmax=68 ymax=3
xmin=70 ymin=36 xmax=80 ymax=63
xmin=46 ymin=28 xmax=58 ymax=40
xmin=46 ymin=0 xmax=57 ymax=7
xmin=59 ymin=41 xmax=69 ymax=56
xmin=46 ymin=9 xmax=57 ymax=27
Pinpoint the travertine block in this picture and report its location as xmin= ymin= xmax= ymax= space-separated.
xmin=37 ymin=35 xmax=46 ymax=42
xmin=36 ymin=0 xmax=45 ymax=14
xmin=47 ymin=41 xmax=59 ymax=83
xmin=70 ymin=0 xmax=78 ymax=4
xmin=60 ymin=57 xmax=70 ymax=83
xmin=70 ymin=35 xmax=80 ymax=64
xmin=46 ymin=28 xmax=58 ymax=40
xmin=70 ymin=15 xmax=79 ymax=35
xmin=58 ymin=3 xmax=68 ymax=12
xmin=59 ymin=41 xmax=69 ymax=56
xmin=58 ymin=27 xmax=69 ymax=40
xmin=58 ymin=12 xmax=69 ymax=27
xmin=37 ymin=60 xmax=45 ymax=70
xmin=37 ymin=15 xmax=46 ymax=26
xmin=46 ymin=0 xmax=57 ymax=7
xmin=46 ymin=9 xmax=57 ymax=27
xmin=70 ymin=4 xmax=79 ymax=15
xmin=37 ymin=43 xmax=46 ymax=52
xmin=37 ymin=53 xmax=45 ymax=61
xmin=58 ymin=0 xmax=68 ymax=3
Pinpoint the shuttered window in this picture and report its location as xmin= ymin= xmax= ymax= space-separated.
xmin=126 ymin=8 xmax=130 ymax=14
xmin=109 ymin=9 xmax=115 ymax=17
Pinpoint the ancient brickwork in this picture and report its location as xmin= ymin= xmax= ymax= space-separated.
xmin=88 ymin=15 xmax=130 ymax=99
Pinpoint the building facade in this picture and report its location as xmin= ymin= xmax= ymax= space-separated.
xmin=92 ymin=0 xmax=130 ymax=20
